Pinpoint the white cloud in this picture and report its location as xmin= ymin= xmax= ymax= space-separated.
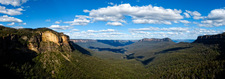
xmin=7 ymin=22 xmax=15 ymax=26
xmin=179 ymin=20 xmax=190 ymax=24
xmin=0 ymin=0 xmax=28 ymax=7
xmin=132 ymin=19 xmax=172 ymax=25
xmin=86 ymin=29 xmax=116 ymax=33
xmin=108 ymin=2 xmax=114 ymax=5
xmin=83 ymin=4 xmax=183 ymax=25
xmin=48 ymin=25 xmax=73 ymax=30
xmin=106 ymin=22 xmax=123 ymax=26
xmin=23 ymin=22 xmax=26 ymax=25
xmin=130 ymin=27 xmax=189 ymax=32
xmin=72 ymin=29 xmax=79 ymax=31
xmin=129 ymin=27 xmax=224 ymax=39
xmin=64 ymin=15 xmax=91 ymax=26
xmin=186 ymin=10 xmax=205 ymax=20
xmin=197 ymin=9 xmax=225 ymax=27
xmin=69 ymin=29 xmax=126 ymax=39
xmin=183 ymin=12 xmax=190 ymax=18
xmin=0 ymin=6 xmax=24 ymax=15
xmin=55 ymin=20 xmax=62 ymax=24
xmin=0 ymin=15 xmax=22 ymax=22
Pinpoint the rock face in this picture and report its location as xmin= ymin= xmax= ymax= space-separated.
xmin=0 ymin=26 xmax=72 ymax=53
xmin=138 ymin=38 xmax=172 ymax=42
xmin=194 ymin=32 xmax=225 ymax=44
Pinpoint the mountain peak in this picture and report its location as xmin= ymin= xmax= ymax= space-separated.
xmin=138 ymin=38 xmax=172 ymax=42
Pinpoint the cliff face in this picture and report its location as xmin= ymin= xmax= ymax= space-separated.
xmin=0 ymin=26 xmax=75 ymax=78
xmin=194 ymin=32 xmax=225 ymax=44
xmin=0 ymin=26 xmax=72 ymax=53
xmin=138 ymin=38 xmax=172 ymax=42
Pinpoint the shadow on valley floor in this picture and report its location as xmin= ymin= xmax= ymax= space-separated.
xmin=69 ymin=41 xmax=91 ymax=55
xmin=97 ymin=40 xmax=135 ymax=47
xmin=89 ymin=46 xmax=126 ymax=54
xmin=154 ymin=47 xmax=191 ymax=55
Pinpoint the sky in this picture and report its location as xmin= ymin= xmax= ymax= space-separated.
xmin=0 ymin=0 xmax=225 ymax=40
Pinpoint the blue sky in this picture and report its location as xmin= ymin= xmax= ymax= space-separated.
xmin=0 ymin=0 xmax=225 ymax=40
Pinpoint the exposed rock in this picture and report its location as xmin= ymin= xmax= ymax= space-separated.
xmin=42 ymin=31 xmax=60 ymax=45
xmin=193 ymin=32 xmax=225 ymax=44
xmin=138 ymin=38 xmax=172 ymax=42
xmin=0 ymin=26 xmax=72 ymax=54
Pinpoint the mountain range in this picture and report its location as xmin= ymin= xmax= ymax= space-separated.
xmin=1 ymin=26 xmax=225 ymax=79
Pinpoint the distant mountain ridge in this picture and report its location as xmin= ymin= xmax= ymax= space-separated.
xmin=138 ymin=38 xmax=172 ymax=42
xmin=194 ymin=32 xmax=225 ymax=44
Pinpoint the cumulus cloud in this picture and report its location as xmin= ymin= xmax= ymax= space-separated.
xmin=108 ymin=2 xmax=114 ymax=5
xmin=130 ymin=27 xmax=189 ymax=32
xmin=183 ymin=12 xmax=190 ymax=18
xmin=69 ymin=29 xmax=126 ymax=39
xmin=7 ymin=22 xmax=15 ymax=26
xmin=55 ymin=20 xmax=62 ymax=24
xmin=0 ymin=0 xmax=28 ymax=7
xmin=199 ymin=9 xmax=225 ymax=27
xmin=64 ymin=15 xmax=91 ymax=26
xmin=185 ymin=10 xmax=205 ymax=20
xmin=179 ymin=20 xmax=190 ymax=24
xmin=129 ymin=27 xmax=224 ymax=39
xmin=86 ymin=29 xmax=116 ymax=33
xmin=48 ymin=25 xmax=73 ymax=30
xmin=72 ymin=29 xmax=79 ymax=31
xmin=0 ymin=15 xmax=22 ymax=22
xmin=106 ymin=22 xmax=123 ymax=26
xmin=81 ymin=4 xmax=183 ymax=25
xmin=0 ymin=6 xmax=24 ymax=15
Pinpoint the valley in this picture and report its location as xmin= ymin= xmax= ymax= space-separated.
xmin=1 ymin=26 xmax=225 ymax=79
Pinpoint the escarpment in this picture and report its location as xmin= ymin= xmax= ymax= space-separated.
xmin=138 ymin=38 xmax=173 ymax=42
xmin=194 ymin=32 xmax=225 ymax=44
xmin=0 ymin=26 xmax=72 ymax=53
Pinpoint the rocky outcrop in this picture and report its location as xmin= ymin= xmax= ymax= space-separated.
xmin=138 ymin=38 xmax=172 ymax=42
xmin=0 ymin=26 xmax=72 ymax=53
xmin=193 ymin=32 xmax=225 ymax=44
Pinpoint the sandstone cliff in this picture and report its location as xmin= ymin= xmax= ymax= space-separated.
xmin=194 ymin=32 xmax=225 ymax=44
xmin=138 ymin=38 xmax=172 ymax=42
xmin=0 ymin=26 xmax=72 ymax=53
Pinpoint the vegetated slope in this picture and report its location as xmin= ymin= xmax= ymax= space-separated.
xmin=0 ymin=26 xmax=147 ymax=79
xmin=124 ymin=38 xmax=176 ymax=60
xmin=141 ymin=33 xmax=225 ymax=78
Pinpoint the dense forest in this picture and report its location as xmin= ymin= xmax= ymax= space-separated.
xmin=0 ymin=26 xmax=225 ymax=78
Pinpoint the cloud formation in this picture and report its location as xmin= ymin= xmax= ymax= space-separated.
xmin=73 ymin=4 xmax=184 ymax=26
xmin=0 ymin=6 xmax=24 ymax=15
xmin=0 ymin=15 xmax=22 ymax=22
xmin=199 ymin=9 xmax=225 ymax=27
xmin=64 ymin=15 xmax=91 ymax=26
xmin=129 ymin=27 xmax=224 ymax=39
xmin=48 ymin=25 xmax=73 ymax=30
xmin=185 ymin=10 xmax=205 ymax=20
xmin=106 ymin=22 xmax=123 ymax=26
xmin=7 ymin=22 xmax=15 ymax=26
xmin=0 ymin=0 xmax=28 ymax=7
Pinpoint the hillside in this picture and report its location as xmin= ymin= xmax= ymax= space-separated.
xmin=1 ymin=26 xmax=225 ymax=78
xmin=0 ymin=26 xmax=147 ymax=78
